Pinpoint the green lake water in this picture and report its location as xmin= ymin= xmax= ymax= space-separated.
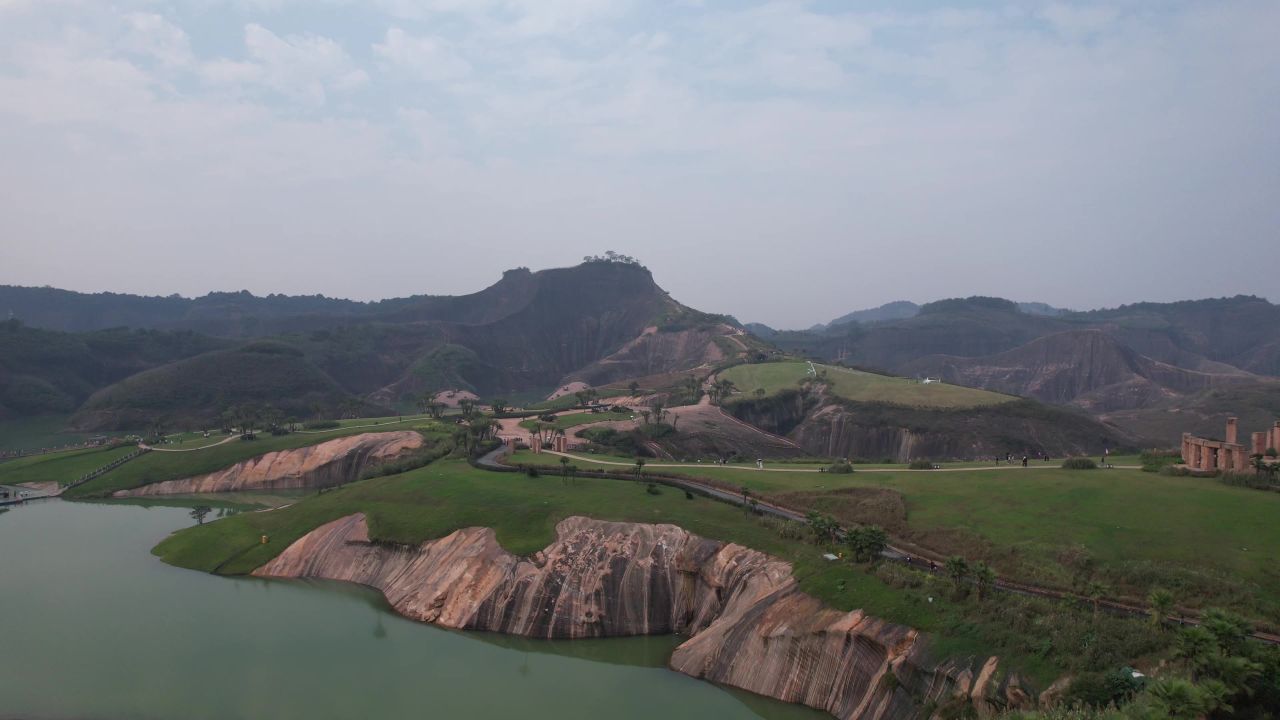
xmin=0 ymin=499 xmax=827 ymax=720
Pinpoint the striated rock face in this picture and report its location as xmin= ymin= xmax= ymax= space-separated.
xmin=255 ymin=514 xmax=1022 ymax=720
xmin=113 ymin=431 xmax=422 ymax=497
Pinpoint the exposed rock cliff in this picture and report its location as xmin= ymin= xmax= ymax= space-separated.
xmin=728 ymin=393 xmax=1134 ymax=461
xmin=113 ymin=431 xmax=422 ymax=497
xmin=255 ymin=514 xmax=1028 ymax=719
xmin=902 ymin=330 xmax=1253 ymax=412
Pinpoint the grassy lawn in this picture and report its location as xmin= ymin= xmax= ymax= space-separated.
xmin=518 ymin=410 xmax=633 ymax=432
xmin=65 ymin=419 xmax=448 ymax=498
xmin=508 ymin=450 xmax=1280 ymax=623
xmin=721 ymin=361 xmax=1012 ymax=408
xmin=0 ymin=445 xmax=139 ymax=487
xmin=155 ymin=459 xmax=1124 ymax=681
xmin=526 ymin=388 xmax=628 ymax=412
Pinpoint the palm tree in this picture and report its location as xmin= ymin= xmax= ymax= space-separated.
xmin=973 ymin=561 xmax=996 ymax=601
xmin=1084 ymin=580 xmax=1109 ymax=615
xmin=633 ymin=457 xmax=646 ymax=480
xmin=709 ymin=378 xmax=737 ymax=405
xmin=559 ymin=456 xmax=570 ymax=478
xmin=683 ymin=375 xmax=701 ymax=403
xmin=1174 ymin=625 xmax=1217 ymax=678
xmin=649 ymin=401 xmax=667 ymax=424
xmin=459 ymin=399 xmax=476 ymax=419
xmin=1147 ymin=677 xmax=1210 ymax=720
xmin=1148 ymin=587 xmax=1175 ymax=629
xmin=944 ymin=556 xmax=970 ymax=596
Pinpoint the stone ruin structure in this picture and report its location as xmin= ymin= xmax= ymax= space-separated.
xmin=1182 ymin=417 xmax=1280 ymax=472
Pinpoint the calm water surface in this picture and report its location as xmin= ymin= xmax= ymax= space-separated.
xmin=0 ymin=499 xmax=826 ymax=720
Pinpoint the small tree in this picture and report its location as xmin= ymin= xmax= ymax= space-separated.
xmin=628 ymin=381 xmax=640 ymax=396
xmin=805 ymin=512 xmax=839 ymax=545
xmin=189 ymin=505 xmax=212 ymax=525
xmin=633 ymin=457 xmax=646 ymax=480
xmin=491 ymin=399 xmax=509 ymax=415
xmin=846 ymin=526 xmax=887 ymax=563
xmin=559 ymin=455 xmax=570 ymax=478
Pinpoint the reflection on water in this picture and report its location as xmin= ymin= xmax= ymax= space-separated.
xmin=0 ymin=499 xmax=828 ymax=720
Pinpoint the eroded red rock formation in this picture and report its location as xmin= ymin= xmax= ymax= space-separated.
xmin=113 ymin=431 xmax=423 ymax=497
xmin=254 ymin=514 xmax=1027 ymax=719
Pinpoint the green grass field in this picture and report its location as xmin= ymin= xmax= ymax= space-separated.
xmin=508 ymin=450 xmax=1280 ymax=623
xmin=518 ymin=410 xmax=633 ymax=432
xmin=0 ymin=445 xmax=139 ymax=487
xmin=63 ymin=419 xmax=447 ymax=498
xmin=721 ymin=361 xmax=1012 ymax=408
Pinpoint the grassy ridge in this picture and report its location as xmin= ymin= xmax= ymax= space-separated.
xmin=65 ymin=419 xmax=447 ymax=498
xmin=721 ymin=361 xmax=1012 ymax=408
xmin=0 ymin=445 xmax=138 ymax=487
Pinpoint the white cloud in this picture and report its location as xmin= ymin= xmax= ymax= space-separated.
xmin=1041 ymin=3 xmax=1119 ymax=37
xmin=200 ymin=23 xmax=367 ymax=105
xmin=373 ymin=28 xmax=471 ymax=82
xmin=0 ymin=1 xmax=1277 ymax=326
xmin=121 ymin=13 xmax=192 ymax=68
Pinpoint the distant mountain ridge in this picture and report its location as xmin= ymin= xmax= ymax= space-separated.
xmin=757 ymin=295 xmax=1280 ymax=443
xmin=4 ymin=261 xmax=763 ymax=430
xmin=0 ymin=267 xmax=545 ymax=337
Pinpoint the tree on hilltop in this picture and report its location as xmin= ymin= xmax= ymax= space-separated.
xmin=582 ymin=251 xmax=642 ymax=266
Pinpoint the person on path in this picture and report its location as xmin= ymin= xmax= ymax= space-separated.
xmin=1022 ymin=456 xmax=1028 ymax=467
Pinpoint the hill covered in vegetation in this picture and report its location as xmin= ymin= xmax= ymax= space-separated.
xmin=7 ymin=260 xmax=763 ymax=431
xmin=757 ymin=296 xmax=1280 ymax=443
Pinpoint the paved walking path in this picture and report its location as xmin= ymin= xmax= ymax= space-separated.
xmin=141 ymin=435 xmax=239 ymax=452
xmin=543 ymin=451 xmax=1139 ymax=473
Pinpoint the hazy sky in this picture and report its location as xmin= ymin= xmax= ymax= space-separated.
xmin=1 ymin=1 xmax=1277 ymax=328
